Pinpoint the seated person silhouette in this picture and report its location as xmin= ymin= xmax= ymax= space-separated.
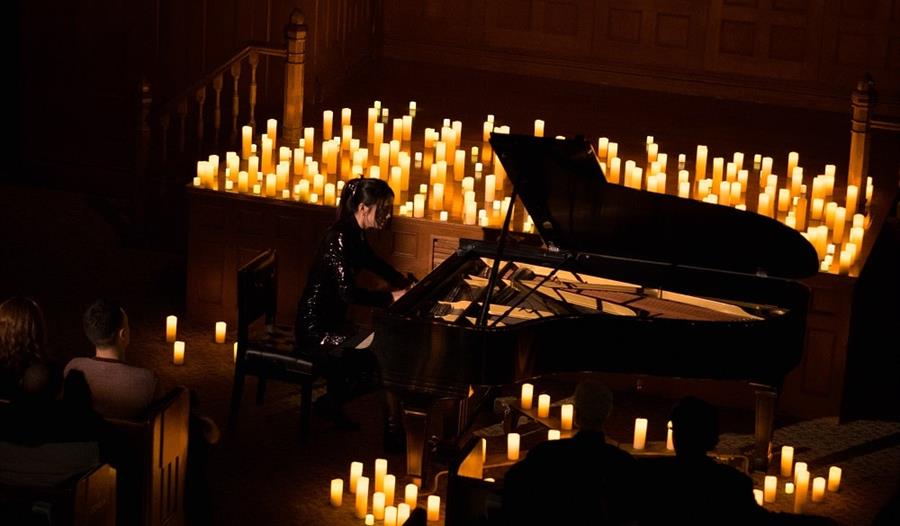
xmin=501 ymin=380 xmax=639 ymax=525
xmin=641 ymin=396 xmax=766 ymax=526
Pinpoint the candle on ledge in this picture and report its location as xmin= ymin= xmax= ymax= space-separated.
xmin=537 ymin=394 xmax=550 ymax=418
xmin=560 ymin=403 xmax=574 ymax=430
xmin=404 ymin=483 xmax=417 ymax=508
xmin=413 ymin=194 xmax=426 ymax=218
xmin=811 ymin=477 xmax=826 ymax=502
xmin=520 ymin=383 xmax=534 ymax=409
xmin=215 ymin=321 xmax=226 ymax=343
xmin=632 ymin=418 xmax=648 ymax=450
xmin=507 ymin=432 xmax=520 ymax=460
xmin=534 ymin=119 xmax=544 ymax=137
xmin=781 ymin=446 xmax=794 ymax=477
xmin=349 ymin=461 xmax=363 ymax=493
xmin=323 ymin=110 xmax=334 ymax=140
xmin=241 ymin=125 xmax=253 ymax=159
xmin=330 ymin=478 xmax=343 ymax=507
xmin=427 ymin=495 xmax=440 ymax=522
xmin=355 ymin=476 xmax=369 ymax=518
xmin=764 ymin=475 xmax=777 ymax=503
xmin=548 ymin=429 xmax=561 ymax=441
xmin=173 ymin=341 xmax=185 ymax=365
xmin=373 ymin=492 xmax=385 ymax=520
xmin=666 ymin=420 xmax=674 ymax=450
xmin=166 ymin=315 xmax=177 ymax=342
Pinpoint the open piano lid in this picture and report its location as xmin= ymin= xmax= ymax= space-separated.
xmin=490 ymin=133 xmax=820 ymax=279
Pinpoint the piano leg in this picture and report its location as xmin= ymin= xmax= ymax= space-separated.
xmin=753 ymin=386 xmax=777 ymax=471
xmin=402 ymin=404 xmax=430 ymax=487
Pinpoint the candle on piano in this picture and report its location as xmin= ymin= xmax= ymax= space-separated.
xmin=827 ymin=466 xmax=842 ymax=492
xmin=560 ymin=404 xmax=574 ymax=430
xmin=764 ymin=476 xmax=777 ymax=503
xmin=811 ymin=477 xmax=826 ymax=502
xmin=781 ymin=446 xmax=794 ymax=477
xmin=666 ymin=420 xmax=674 ymax=450
xmin=215 ymin=321 xmax=226 ymax=343
xmin=695 ymin=145 xmax=707 ymax=181
xmin=633 ymin=418 xmax=648 ymax=450
xmin=373 ymin=492 xmax=385 ymax=520
xmin=548 ymin=429 xmax=561 ymax=441
xmin=166 ymin=315 xmax=177 ymax=342
xmin=607 ymin=142 xmax=618 ymax=162
xmin=355 ymin=476 xmax=369 ymax=518
xmin=537 ymin=394 xmax=551 ymax=418
xmin=349 ymin=461 xmax=363 ymax=493
xmin=427 ymin=495 xmax=441 ymax=522
xmin=520 ymin=383 xmax=534 ymax=409
xmin=609 ymin=157 xmax=621 ymax=185
xmin=404 ymin=483 xmax=417 ymax=508
xmin=330 ymin=479 xmax=343 ymax=507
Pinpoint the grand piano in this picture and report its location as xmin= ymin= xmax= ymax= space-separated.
xmin=372 ymin=133 xmax=819 ymax=482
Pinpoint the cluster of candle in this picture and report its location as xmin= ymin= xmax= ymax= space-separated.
xmin=752 ymin=445 xmax=843 ymax=512
xmin=196 ymin=108 xmax=875 ymax=276
xmin=163 ymin=315 xmax=231 ymax=364
xmin=331 ymin=459 xmax=441 ymax=523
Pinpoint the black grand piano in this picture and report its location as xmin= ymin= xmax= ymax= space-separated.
xmin=372 ymin=133 xmax=819 ymax=482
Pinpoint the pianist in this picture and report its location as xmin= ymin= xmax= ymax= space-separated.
xmin=295 ymin=177 xmax=413 ymax=429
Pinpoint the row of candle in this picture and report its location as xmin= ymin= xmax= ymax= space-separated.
xmin=331 ymin=459 xmax=441 ymax=522
xmin=164 ymin=316 xmax=230 ymax=365
xmin=775 ymin=445 xmax=842 ymax=512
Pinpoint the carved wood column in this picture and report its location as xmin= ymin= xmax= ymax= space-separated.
xmin=848 ymin=77 xmax=873 ymax=194
xmin=283 ymin=9 xmax=308 ymax=146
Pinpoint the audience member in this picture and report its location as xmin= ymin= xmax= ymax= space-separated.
xmin=64 ymin=298 xmax=159 ymax=419
xmin=0 ymin=296 xmax=58 ymax=400
xmin=502 ymin=380 xmax=639 ymax=525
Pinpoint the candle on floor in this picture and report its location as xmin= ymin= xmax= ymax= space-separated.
xmin=754 ymin=489 xmax=764 ymax=506
xmin=398 ymin=503 xmax=410 ymax=525
xmin=427 ymin=495 xmax=441 ymax=521
xmin=374 ymin=458 xmax=387 ymax=492
xmin=166 ymin=315 xmax=177 ymax=342
xmin=764 ymin=476 xmax=777 ymax=503
xmin=780 ymin=446 xmax=794 ymax=477
xmin=827 ymin=466 xmax=842 ymax=492
xmin=384 ymin=506 xmax=397 ymax=526
xmin=349 ymin=461 xmax=363 ymax=493
xmin=365 ymin=514 xmax=374 ymax=526
xmin=173 ymin=341 xmax=185 ymax=365
xmin=534 ymin=119 xmax=544 ymax=137
xmin=241 ymin=125 xmax=253 ymax=159
xmin=537 ymin=394 xmax=550 ymax=418
xmin=666 ymin=420 xmax=674 ymax=451
xmin=794 ymin=462 xmax=808 ymax=486
xmin=548 ymin=429 xmax=561 ymax=441
xmin=633 ymin=418 xmax=648 ymax=450
xmin=404 ymin=483 xmax=417 ymax=508
xmin=384 ymin=474 xmax=395 ymax=505
xmin=373 ymin=491 xmax=385 ymax=520
xmin=794 ymin=470 xmax=809 ymax=514
xmin=785 ymin=482 xmax=794 ymax=494
xmin=355 ymin=476 xmax=369 ymax=518
xmin=507 ymin=432 xmax=520 ymax=460
xmin=560 ymin=404 xmax=574 ymax=430
xmin=330 ymin=478 xmax=343 ymax=507
xmin=520 ymin=383 xmax=534 ymax=409
xmin=811 ymin=477 xmax=826 ymax=502
xmin=215 ymin=321 xmax=226 ymax=343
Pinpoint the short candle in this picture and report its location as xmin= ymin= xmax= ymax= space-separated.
xmin=173 ymin=341 xmax=185 ymax=365
xmin=166 ymin=315 xmax=177 ymax=342
xmin=827 ymin=466 xmax=842 ymax=492
xmin=404 ymin=483 xmax=417 ymax=508
xmin=215 ymin=321 xmax=226 ymax=343
xmin=507 ymin=432 xmax=520 ymax=460
xmin=427 ymin=495 xmax=440 ymax=522
xmin=330 ymin=478 xmax=343 ymax=507
xmin=632 ymin=418 xmax=648 ymax=450
xmin=537 ymin=394 xmax=550 ymax=418
xmin=520 ymin=383 xmax=534 ymax=409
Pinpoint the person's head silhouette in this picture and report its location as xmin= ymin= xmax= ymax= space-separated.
xmin=670 ymin=396 xmax=719 ymax=457
xmin=573 ymin=380 xmax=613 ymax=433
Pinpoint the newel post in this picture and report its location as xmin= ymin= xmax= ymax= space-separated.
xmin=282 ymin=9 xmax=308 ymax=146
xmin=848 ymin=77 xmax=874 ymax=194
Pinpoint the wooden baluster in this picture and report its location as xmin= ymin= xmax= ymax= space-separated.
xmin=848 ymin=77 xmax=873 ymax=200
xmin=230 ymin=61 xmax=242 ymax=146
xmin=282 ymin=9 xmax=308 ymax=146
xmin=248 ymin=51 xmax=259 ymax=130
xmin=177 ymin=100 xmax=187 ymax=154
xmin=195 ymin=86 xmax=207 ymax=153
xmin=213 ymin=74 xmax=223 ymax=149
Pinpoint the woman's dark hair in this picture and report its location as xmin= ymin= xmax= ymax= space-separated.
xmin=0 ymin=297 xmax=47 ymax=374
xmin=338 ymin=178 xmax=394 ymax=227
xmin=83 ymin=298 xmax=125 ymax=347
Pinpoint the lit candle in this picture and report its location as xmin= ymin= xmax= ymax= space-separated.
xmin=233 ymin=342 xmax=237 ymax=363
xmin=384 ymin=506 xmax=397 ymax=526
xmin=827 ymin=466 xmax=841 ymax=492
xmin=811 ymin=477 xmax=826 ymax=502
xmin=373 ymin=458 xmax=387 ymax=492
xmin=330 ymin=479 xmax=343 ymax=507
xmin=781 ymin=446 xmax=794 ymax=477
xmin=632 ymin=418 xmax=647 ymax=450
xmin=754 ymin=489 xmax=764 ymax=506
xmin=398 ymin=503 xmax=410 ymax=525
xmin=560 ymin=404 xmax=574 ymax=430
xmin=597 ymin=137 xmax=609 ymax=160
xmin=832 ymin=206 xmax=846 ymax=243
xmin=373 ymin=491 xmax=385 ymax=520
xmin=439 ymin=211 xmax=448 ymax=222
xmin=173 ymin=341 xmax=185 ymax=365
xmin=265 ymin=173 xmax=277 ymax=197
xmin=794 ymin=470 xmax=809 ymax=513
xmin=787 ymin=151 xmax=799 ymax=179
xmin=609 ymin=157 xmax=621 ymax=184
xmin=485 ymin=173 xmax=496 ymax=203
xmin=324 ymin=183 xmax=336 ymax=207
xmin=323 ymin=110 xmax=333 ymax=140
xmin=695 ymin=145 xmax=707 ymax=181
xmin=215 ymin=321 xmax=226 ymax=343
xmin=548 ymin=429 xmax=561 ymax=441
xmin=427 ymin=495 xmax=440 ymax=522
xmin=520 ymin=383 xmax=534 ymax=409
xmin=413 ymin=194 xmax=426 ymax=218
xmin=785 ymin=482 xmax=794 ymax=494
xmin=533 ymin=119 xmax=544 ymax=137
xmin=355 ymin=476 xmax=369 ymax=518
xmin=241 ymin=125 xmax=253 ymax=159
xmin=365 ymin=514 xmax=374 ymax=526
xmin=666 ymin=420 xmax=674 ymax=450
xmin=404 ymin=483 xmax=417 ymax=508
xmin=507 ymin=432 xmax=520 ymax=460
xmin=764 ymin=475 xmax=777 ymax=503
xmin=537 ymin=394 xmax=550 ymax=418
xmin=794 ymin=462 xmax=808 ymax=485
xmin=384 ymin=474 xmax=395 ymax=505
xmin=166 ymin=315 xmax=177 ymax=342
xmin=349 ymin=461 xmax=363 ymax=493
xmin=432 ymin=183 xmax=444 ymax=210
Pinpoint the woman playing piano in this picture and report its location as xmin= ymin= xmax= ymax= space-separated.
xmin=295 ymin=177 xmax=413 ymax=429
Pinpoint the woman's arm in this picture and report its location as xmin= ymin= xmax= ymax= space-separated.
xmin=328 ymin=230 xmax=395 ymax=307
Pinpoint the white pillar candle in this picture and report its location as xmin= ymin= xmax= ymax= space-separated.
xmin=349 ymin=461 xmax=363 ymax=493
xmin=507 ymin=433 xmax=520 ymax=460
xmin=373 ymin=458 xmax=387 ymax=492
xmin=324 ymin=183 xmax=336 ymax=206
xmin=427 ymin=495 xmax=440 ymax=521
xmin=330 ymin=478 xmax=343 ymax=507
xmin=794 ymin=470 xmax=809 ymax=513
xmin=632 ymin=418 xmax=648 ymax=450
xmin=355 ymin=476 xmax=369 ymax=518
xmin=537 ymin=394 xmax=550 ymax=418
xmin=413 ymin=194 xmax=426 ymax=218
xmin=266 ymin=118 xmax=277 ymax=146
xmin=533 ymin=119 xmax=544 ymax=137
xmin=666 ymin=420 xmax=674 ymax=450
xmin=398 ymin=503 xmax=410 ymax=525
xmin=754 ymin=489 xmax=764 ymax=506
xmin=372 ymin=491 xmax=385 ymax=519
xmin=597 ymin=137 xmax=609 ymax=160
xmin=811 ymin=477 xmax=826 ymax=502
xmin=548 ymin=429 xmax=560 ymax=441
xmin=560 ymin=404 xmax=574 ymax=430
xmin=215 ymin=321 xmax=226 ymax=343
xmin=365 ymin=514 xmax=374 ymax=526
xmin=265 ymin=173 xmax=277 ymax=197
xmin=764 ymin=475 xmax=777 ymax=502
xmin=383 ymin=474 xmax=395 ymax=505
xmin=827 ymin=466 xmax=842 ymax=492
xmin=233 ymin=342 xmax=237 ymax=363
xmin=794 ymin=462 xmax=808 ymax=485
xmin=432 ymin=183 xmax=444 ymax=210
xmin=166 ymin=315 xmax=177 ymax=343
xmin=832 ymin=206 xmax=846 ymax=243
xmin=384 ymin=506 xmax=397 ymax=526
xmin=780 ymin=446 xmax=794 ymax=477
xmin=785 ymin=482 xmax=794 ymax=494
xmin=241 ymin=125 xmax=253 ymax=159
xmin=173 ymin=341 xmax=185 ymax=365
xmin=520 ymin=383 xmax=534 ymax=409
xmin=404 ymin=483 xmax=417 ymax=508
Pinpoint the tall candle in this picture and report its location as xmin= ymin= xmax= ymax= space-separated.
xmin=355 ymin=476 xmax=369 ymax=518
xmin=827 ymin=466 xmax=842 ymax=492
xmin=397 ymin=503 xmax=410 ymax=525
xmin=349 ymin=461 xmax=363 ymax=493
xmin=373 ymin=491 xmax=385 ymax=520
xmin=666 ymin=420 xmax=674 ymax=450
xmin=427 ymin=495 xmax=440 ymax=521
xmin=241 ymin=125 xmax=253 ymax=159
xmin=173 ymin=341 xmax=185 ymax=365
xmin=383 ymin=474 xmax=395 ymax=505
xmin=537 ymin=394 xmax=550 ymax=418
xmin=520 ymin=383 xmax=534 ymax=409
xmin=267 ymin=118 xmax=277 ymax=146
xmin=330 ymin=479 xmax=343 ymax=507
xmin=323 ymin=110 xmax=333 ymax=141
xmin=166 ymin=315 xmax=177 ymax=342
xmin=781 ymin=446 xmax=794 ymax=477
xmin=794 ymin=470 xmax=809 ymax=513
xmin=764 ymin=475 xmax=777 ymax=502
xmin=507 ymin=432 xmax=520 ymax=460
xmin=404 ymin=483 xmax=417 ymax=508
xmin=811 ymin=477 xmax=826 ymax=502
xmin=633 ymin=418 xmax=648 ymax=450
xmin=754 ymin=489 xmax=764 ymax=506
xmin=560 ymin=404 xmax=574 ymax=430
xmin=384 ymin=506 xmax=397 ymax=526
xmin=215 ymin=321 xmax=226 ymax=343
